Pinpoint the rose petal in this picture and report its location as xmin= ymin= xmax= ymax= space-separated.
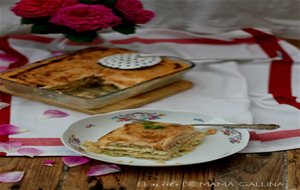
xmin=0 ymin=102 xmax=9 ymax=110
xmin=42 ymin=109 xmax=69 ymax=119
xmin=87 ymin=164 xmax=121 ymax=177
xmin=0 ymin=142 xmax=22 ymax=153
xmin=43 ymin=160 xmax=55 ymax=167
xmin=16 ymin=148 xmax=42 ymax=157
xmin=0 ymin=124 xmax=26 ymax=135
xmin=0 ymin=66 xmax=9 ymax=72
xmin=62 ymin=156 xmax=91 ymax=167
xmin=0 ymin=171 xmax=24 ymax=183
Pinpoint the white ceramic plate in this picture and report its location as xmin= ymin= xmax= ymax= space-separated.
xmin=61 ymin=109 xmax=249 ymax=167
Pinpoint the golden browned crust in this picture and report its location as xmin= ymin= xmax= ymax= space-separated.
xmin=0 ymin=47 xmax=191 ymax=91
xmin=94 ymin=122 xmax=200 ymax=151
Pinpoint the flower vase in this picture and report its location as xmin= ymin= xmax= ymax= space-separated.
xmin=49 ymin=35 xmax=111 ymax=53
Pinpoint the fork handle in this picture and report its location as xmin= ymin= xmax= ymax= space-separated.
xmin=191 ymin=124 xmax=280 ymax=130
xmin=133 ymin=119 xmax=280 ymax=130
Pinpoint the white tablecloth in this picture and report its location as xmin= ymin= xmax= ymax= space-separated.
xmin=0 ymin=28 xmax=299 ymax=156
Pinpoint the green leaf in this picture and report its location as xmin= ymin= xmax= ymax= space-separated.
xmin=113 ymin=23 xmax=136 ymax=35
xmin=79 ymin=0 xmax=116 ymax=6
xmin=79 ymin=0 xmax=96 ymax=4
xmin=22 ymin=17 xmax=50 ymax=25
xmin=80 ymin=0 xmax=108 ymax=4
xmin=66 ymin=31 xmax=98 ymax=43
xmin=21 ymin=18 xmax=35 ymax=24
xmin=31 ymin=24 xmax=52 ymax=34
xmin=31 ymin=23 xmax=69 ymax=34
xmin=103 ymin=0 xmax=116 ymax=7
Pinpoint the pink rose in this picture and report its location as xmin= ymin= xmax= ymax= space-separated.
xmin=50 ymin=4 xmax=121 ymax=32
xmin=11 ymin=0 xmax=78 ymax=18
xmin=115 ymin=0 xmax=155 ymax=24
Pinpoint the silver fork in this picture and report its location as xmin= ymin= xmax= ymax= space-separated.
xmin=133 ymin=119 xmax=280 ymax=130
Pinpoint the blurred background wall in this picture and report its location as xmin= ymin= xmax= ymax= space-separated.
xmin=141 ymin=0 xmax=300 ymax=39
xmin=1 ymin=0 xmax=300 ymax=39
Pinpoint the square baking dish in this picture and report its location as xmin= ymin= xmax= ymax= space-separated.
xmin=0 ymin=47 xmax=194 ymax=109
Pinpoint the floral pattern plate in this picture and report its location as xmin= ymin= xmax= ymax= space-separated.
xmin=61 ymin=109 xmax=250 ymax=167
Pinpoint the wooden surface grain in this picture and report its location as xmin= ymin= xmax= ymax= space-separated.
xmin=1 ymin=151 xmax=296 ymax=190
xmin=288 ymin=150 xmax=300 ymax=190
xmin=0 ymin=39 xmax=299 ymax=190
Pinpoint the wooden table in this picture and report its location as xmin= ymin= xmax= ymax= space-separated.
xmin=0 ymin=39 xmax=299 ymax=190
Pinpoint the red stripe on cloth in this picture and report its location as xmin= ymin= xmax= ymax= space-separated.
xmin=0 ymin=93 xmax=11 ymax=156
xmin=250 ymin=129 xmax=300 ymax=141
xmin=110 ymin=36 xmax=256 ymax=45
xmin=243 ymin=28 xmax=300 ymax=109
xmin=0 ymin=93 xmax=11 ymax=125
xmin=0 ymin=152 xmax=6 ymax=156
xmin=0 ymin=135 xmax=9 ymax=142
xmin=9 ymin=34 xmax=256 ymax=45
xmin=9 ymin=138 xmax=64 ymax=146
xmin=0 ymin=36 xmax=29 ymax=156
xmin=10 ymin=35 xmax=54 ymax=43
xmin=9 ymin=129 xmax=300 ymax=145
xmin=0 ymin=36 xmax=28 ymax=69
xmin=0 ymin=35 xmax=27 ymax=127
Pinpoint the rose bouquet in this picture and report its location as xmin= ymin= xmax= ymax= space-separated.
xmin=11 ymin=0 xmax=155 ymax=42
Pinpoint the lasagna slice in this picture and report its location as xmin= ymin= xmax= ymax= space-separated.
xmin=83 ymin=121 xmax=205 ymax=160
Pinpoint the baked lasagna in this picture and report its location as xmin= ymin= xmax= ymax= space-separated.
xmin=83 ymin=121 xmax=205 ymax=160
xmin=0 ymin=47 xmax=191 ymax=99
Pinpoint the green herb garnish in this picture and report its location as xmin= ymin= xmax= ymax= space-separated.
xmin=141 ymin=121 xmax=155 ymax=125
xmin=143 ymin=125 xmax=166 ymax=129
